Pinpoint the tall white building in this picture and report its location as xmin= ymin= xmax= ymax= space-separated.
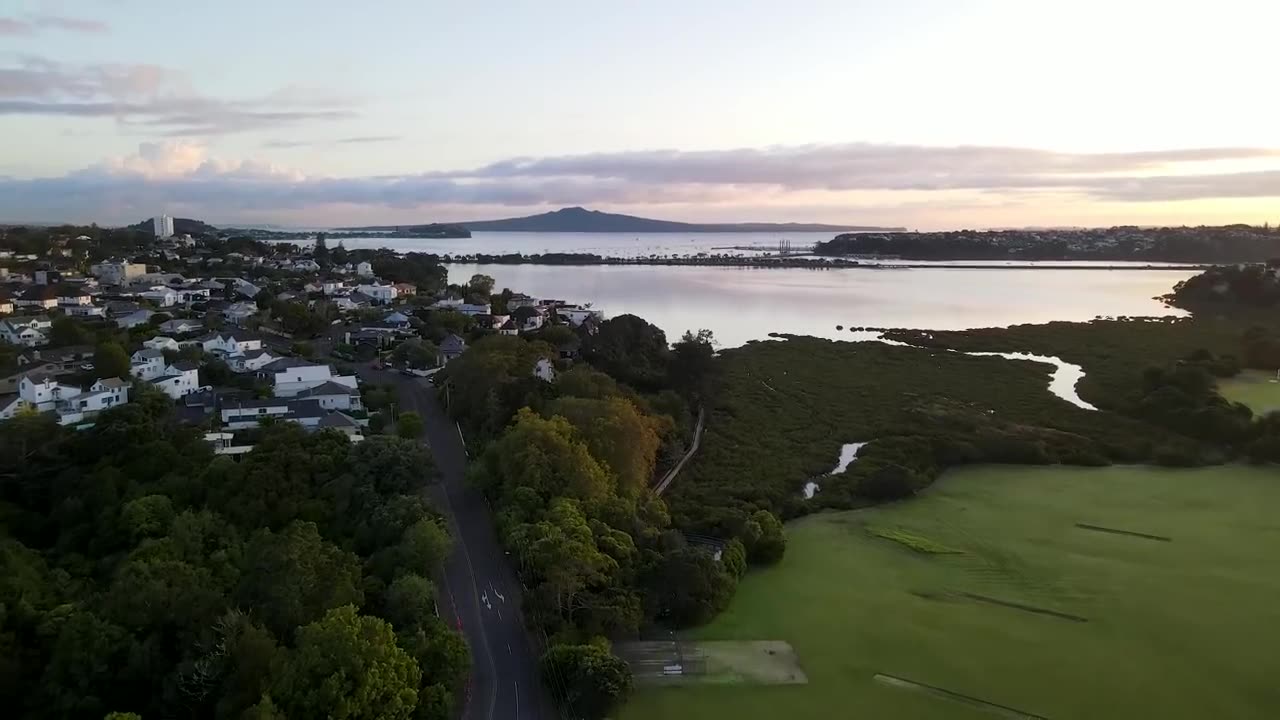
xmin=153 ymin=214 xmax=175 ymax=239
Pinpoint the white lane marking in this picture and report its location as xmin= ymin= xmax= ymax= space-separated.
xmin=482 ymin=591 xmax=492 ymax=610
xmin=514 ymin=681 xmax=519 ymax=720
xmin=492 ymin=586 xmax=506 ymax=604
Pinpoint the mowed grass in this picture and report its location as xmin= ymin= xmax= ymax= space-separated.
xmin=621 ymin=465 xmax=1280 ymax=720
xmin=1218 ymin=370 xmax=1280 ymax=414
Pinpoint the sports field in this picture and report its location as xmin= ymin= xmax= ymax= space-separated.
xmin=621 ymin=465 xmax=1280 ymax=720
xmin=1218 ymin=370 xmax=1280 ymax=414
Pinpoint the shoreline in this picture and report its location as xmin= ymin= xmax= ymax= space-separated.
xmin=434 ymin=256 xmax=1211 ymax=270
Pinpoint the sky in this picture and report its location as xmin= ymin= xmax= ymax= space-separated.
xmin=2 ymin=0 xmax=1279 ymax=229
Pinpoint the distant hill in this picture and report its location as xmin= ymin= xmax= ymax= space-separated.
xmin=437 ymin=207 xmax=900 ymax=233
xmin=129 ymin=217 xmax=219 ymax=235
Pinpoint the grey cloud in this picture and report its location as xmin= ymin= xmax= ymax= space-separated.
xmin=0 ymin=14 xmax=108 ymax=35
xmin=263 ymin=135 xmax=402 ymax=149
xmin=0 ymin=56 xmax=355 ymax=135
xmin=2 ymin=142 xmax=1280 ymax=222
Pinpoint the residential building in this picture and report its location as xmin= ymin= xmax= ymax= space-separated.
xmin=130 ymin=349 xmax=168 ymax=380
xmin=16 ymin=373 xmax=81 ymax=412
xmin=498 ymin=317 xmax=519 ymax=336
xmin=438 ymin=334 xmax=467 ymax=365
xmin=57 ymin=378 xmax=130 ymax=425
xmin=140 ymin=287 xmax=180 ymax=307
xmin=15 ymin=285 xmax=59 ymax=310
xmin=158 ymin=318 xmax=203 ymax=335
xmin=90 ymin=261 xmax=148 ymax=285
xmin=393 ymin=283 xmax=417 ymax=297
xmin=258 ymin=358 xmax=358 ymax=397
xmin=294 ymin=380 xmax=363 ymax=411
xmin=219 ymin=397 xmax=363 ymax=439
xmin=0 ymin=294 xmax=12 ymax=315
xmin=356 ymin=261 xmax=374 ymax=277
xmin=151 ymin=361 xmax=201 ymax=399
xmin=456 ymin=303 xmax=491 ymax=316
xmin=1 ymin=374 xmax=131 ymax=425
xmin=558 ymin=305 xmax=605 ymax=327
xmin=153 ymin=214 xmax=175 ymax=239
xmin=507 ymin=293 xmax=539 ymax=310
xmin=227 ymin=348 xmax=279 ymax=373
xmin=56 ymin=285 xmax=93 ymax=306
xmin=144 ymin=336 xmax=180 ymax=352
xmin=0 ymin=317 xmax=51 ymax=347
xmin=224 ymin=301 xmax=258 ymax=325
xmin=66 ymin=305 xmax=106 ymax=318
xmin=195 ymin=331 xmax=265 ymax=356
xmin=355 ymin=283 xmax=397 ymax=305
xmin=115 ymin=309 xmax=155 ymax=329
xmin=33 ymin=270 xmax=62 ymax=285
xmin=533 ymin=358 xmax=557 ymax=383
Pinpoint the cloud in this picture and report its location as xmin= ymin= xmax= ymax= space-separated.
xmin=262 ymin=135 xmax=403 ymax=149
xmin=0 ymin=56 xmax=356 ymax=135
xmin=0 ymin=14 xmax=109 ymax=35
xmin=2 ymin=141 xmax=1280 ymax=224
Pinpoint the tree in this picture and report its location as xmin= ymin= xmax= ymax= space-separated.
xmin=670 ymin=329 xmax=717 ymax=399
xmin=397 ymin=411 xmax=424 ymax=439
xmin=547 ymin=396 xmax=664 ymax=498
xmin=540 ymin=644 xmax=633 ymax=720
xmin=314 ymin=233 xmax=329 ymax=264
xmin=582 ymin=314 xmax=670 ymax=390
xmin=268 ymin=605 xmax=421 ymax=720
xmin=94 ymin=341 xmax=131 ymax=379
xmin=393 ymin=519 xmax=451 ymax=577
xmin=119 ymin=494 xmax=176 ymax=542
xmin=392 ymin=338 xmax=439 ymax=369
xmin=467 ymin=273 xmax=495 ymax=298
xmin=51 ymin=315 xmax=90 ymax=346
xmin=383 ymin=574 xmax=437 ymax=630
xmin=646 ymin=546 xmax=736 ymax=627
xmin=508 ymin=499 xmax=616 ymax=617
xmin=745 ymin=509 xmax=786 ymax=564
xmin=236 ymin=521 xmax=364 ymax=637
xmin=477 ymin=409 xmax=613 ymax=505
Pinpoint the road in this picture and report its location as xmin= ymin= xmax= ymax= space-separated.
xmin=359 ymin=366 xmax=556 ymax=720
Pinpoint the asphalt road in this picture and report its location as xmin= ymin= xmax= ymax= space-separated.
xmin=359 ymin=366 xmax=555 ymax=720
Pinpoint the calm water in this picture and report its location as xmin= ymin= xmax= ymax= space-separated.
xmin=447 ymin=263 xmax=1195 ymax=347
xmin=332 ymin=231 xmax=837 ymax=257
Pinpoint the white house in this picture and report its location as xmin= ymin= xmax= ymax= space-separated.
xmin=57 ymin=378 xmax=130 ymax=425
xmin=144 ymin=336 xmax=180 ymax=352
xmin=355 ymin=283 xmax=398 ymax=305
xmin=0 ymin=318 xmax=51 ymax=347
xmin=558 ymin=305 xmax=605 ymax=326
xmin=259 ymin=358 xmax=358 ymax=397
xmin=507 ymin=293 xmax=539 ymax=310
xmin=0 ymin=296 xmax=12 ymax=315
xmin=15 ymin=286 xmax=59 ymax=310
xmin=65 ymin=305 xmax=106 ymax=318
xmin=197 ymin=331 xmax=264 ymax=355
xmin=158 ymin=318 xmax=203 ymax=335
xmin=18 ymin=373 xmax=82 ymax=412
xmin=292 ymin=259 xmax=321 ymax=272
xmin=140 ymin=287 xmax=180 ymax=307
xmin=356 ymin=261 xmax=374 ymax=277
xmin=115 ymin=309 xmax=155 ymax=329
xmin=533 ymin=357 xmax=557 ymax=383
xmin=151 ymin=361 xmax=201 ymax=399
xmin=90 ymin=261 xmax=147 ymax=285
xmin=130 ymin=349 xmax=168 ymax=380
xmin=456 ymin=303 xmax=491 ymax=316
xmin=227 ymin=348 xmax=278 ymax=373
xmin=294 ymin=380 xmax=363 ymax=411
xmin=224 ymin=302 xmax=258 ymax=325
xmin=438 ymin=334 xmax=467 ymax=366
xmin=220 ymin=397 xmax=293 ymax=429
xmin=497 ymin=317 xmax=519 ymax=336
xmin=56 ymin=286 xmax=93 ymax=306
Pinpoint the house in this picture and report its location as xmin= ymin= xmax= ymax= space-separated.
xmin=225 ymin=278 xmax=261 ymax=299
xmin=56 ymin=285 xmax=93 ymax=306
xmin=151 ymin=361 xmax=201 ymax=399
xmin=115 ymin=309 xmax=155 ymax=329
xmin=533 ymin=357 xmax=556 ymax=382
xmin=507 ymin=293 xmax=539 ymax=310
xmin=456 ymin=303 xmax=491 ymax=316
xmin=227 ymin=348 xmax=278 ymax=373
xmin=16 ymin=373 xmax=81 ymax=412
xmin=438 ymin=334 xmax=467 ymax=365
xmin=381 ymin=311 xmax=412 ymax=329
xmin=393 ymin=283 xmax=417 ymax=297
xmin=27 ymin=346 xmax=93 ymax=374
xmin=257 ymin=358 xmax=358 ymax=397
xmin=140 ymin=287 xmax=180 ymax=307
xmin=220 ymin=397 xmax=292 ymax=429
xmin=144 ymin=336 xmax=180 ymax=352
xmin=224 ymin=301 xmax=258 ymax=326
xmin=130 ymin=349 xmax=168 ymax=380
xmin=0 ymin=317 xmax=50 ymax=347
xmin=89 ymin=261 xmax=147 ymax=285
xmin=220 ymin=397 xmax=363 ymax=438
xmin=66 ymin=304 xmax=106 ymax=318
xmin=0 ymin=293 xmax=12 ymax=315
xmin=294 ymin=380 xmax=363 ymax=411
xmin=15 ymin=285 xmax=59 ymax=310
xmin=498 ymin=317 xmax=520 ymax=336
xmin=355 ymin=283 xmax=397 ymax=305
xmin=356 ymin=261 xmax=374 ymax=277
xmin=33 ymin=270 xmax=62 ymax=286
xmin=158 ymin=318 xmax=203 ymax=335
xmin=56 ymin=378 xmax=130 ymax=425
xmin=558 ymin=305 xmax=605 ymax=327
xmin=0 ymin=362 xmax=60 ymax=395
xmin=511 ymin=305 xmax=545 ymax=332
xmin=292 ymin=259 xmax=321 ymax=272
xmin=195 ymin=331 xmax=264 ymax=356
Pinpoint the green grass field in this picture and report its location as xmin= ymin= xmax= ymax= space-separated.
xmin=622 ymin=465 xmax=1280 ymax=720
xmin=1218 ymin=370 xmax=1280 ymax=414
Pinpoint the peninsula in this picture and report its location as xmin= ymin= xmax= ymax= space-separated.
xmin=352 ymin=207 xmax=902 ymax=234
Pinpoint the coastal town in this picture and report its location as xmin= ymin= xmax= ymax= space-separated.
xmin=0 ymin=215 xmax=603 ymax=453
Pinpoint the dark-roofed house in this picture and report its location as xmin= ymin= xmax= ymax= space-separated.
xmin=294 ymin=380 xmax=363 ymax=411
xmin=438 ymin=334 xmax=467 ymax=366
xmin=15 ymin=285 xmax=58 ymax=310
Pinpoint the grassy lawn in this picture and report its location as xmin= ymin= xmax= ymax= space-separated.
xmin=1218 ymin=370 xmax=1280 ymax=414
xmin=622 ymin=465 xmax=1280 ymax=720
